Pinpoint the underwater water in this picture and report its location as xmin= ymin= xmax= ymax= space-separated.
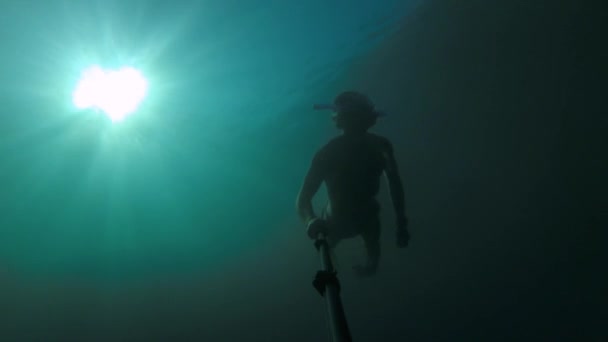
xmin=1 ymin=0 xmax=606 ymax=341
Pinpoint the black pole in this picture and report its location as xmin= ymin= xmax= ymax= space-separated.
xmin=313 ymin=235 xmax=353 ymax=342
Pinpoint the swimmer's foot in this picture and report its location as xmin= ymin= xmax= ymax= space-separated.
xmin=353 ymin=264 xmax=378 ymax=278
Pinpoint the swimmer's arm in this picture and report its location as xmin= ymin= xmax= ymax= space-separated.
xmin=383 ymin=142 xmax=407 ymax=224
xmin=296 ymin=153 xmax=324 ymax=225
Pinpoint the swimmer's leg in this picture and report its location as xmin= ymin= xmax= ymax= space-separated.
xmin=353 ymin=217 xmax=381 ymax=277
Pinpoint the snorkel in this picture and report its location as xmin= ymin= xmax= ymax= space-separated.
xmin=313 ymin=103 xmax=338 ymax=111
xmin=316 ymin=91 xmax=387 ymax=131
xmin=312 ymin=103 xmax=387 ymax=118
xmin=314 ymin=90 xmax=387 ymax=118
xmin=314 ymin=91 xmax=386 ymax=132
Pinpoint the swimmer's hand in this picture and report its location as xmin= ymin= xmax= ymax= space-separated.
xmin=307 ymin=218 xmax=328 ymax=240
xmin=396 ymin=216 xmax=410 ymax=248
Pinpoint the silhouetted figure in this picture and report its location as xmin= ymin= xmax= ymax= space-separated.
xmin=297 ymin=91 xmax=410 ymax=277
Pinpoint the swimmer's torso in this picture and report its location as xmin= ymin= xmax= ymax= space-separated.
xmin=315 ymin=133 xmax=389 ymax=220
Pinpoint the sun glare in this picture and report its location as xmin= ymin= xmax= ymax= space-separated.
xmin=72 ymin=65 xmax=148 ymax=122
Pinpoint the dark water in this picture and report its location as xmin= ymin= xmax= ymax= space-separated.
xmin=1 ymin=0 xmax=606 ymax=341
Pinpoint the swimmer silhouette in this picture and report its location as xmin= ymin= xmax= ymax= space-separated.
xmin=297 ymin=91 xmax=410 ymax=277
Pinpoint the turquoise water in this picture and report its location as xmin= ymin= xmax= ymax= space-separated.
xmin=2 ymin=1 xmax=606 ymax=341
xmin=0 ymin=0 xmax=422 ymax=279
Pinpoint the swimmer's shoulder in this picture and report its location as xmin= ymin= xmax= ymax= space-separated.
xmin=317 ymin=134 xmax=393 ymax=157
xmin=318 ymin=136 xmax=346 ymax=155
xmin=365 ymin=133 xmax=393 ymax=152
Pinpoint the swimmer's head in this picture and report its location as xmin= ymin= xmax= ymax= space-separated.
xmin=314 ymin=91 xmax=383 ymax=132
